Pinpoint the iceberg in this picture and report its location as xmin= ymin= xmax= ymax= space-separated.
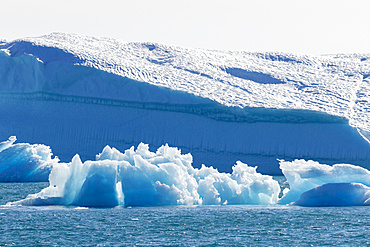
xmin=0 ymin=33 xmax=370 ymax=174
xmin=9 ymin=143 xmax=280 ymax=207
xmin=3 ymin=138 xmax=370 ymax=208
xmin=291 ymin=183 xmax=370 ymax=207
xmin=278 ymin=159 xmax=370 ymax=204
xmin=1 ymin=33 xmax=370 ymax=207
xmin=0 ymin=136 xmax=59 ymax=182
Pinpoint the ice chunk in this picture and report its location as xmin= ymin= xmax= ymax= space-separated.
xmin=196 ymin=162 xmax=280 ymax=205
xmin=0 ymin=136 xmax=59 ymax=182
xmin=6 ymin=139 xmax=370 ymax=207
xmin=278 ymin=159 xmax=370 ymax=204
xmin=291 ymin=183 xmax=370 ymax=207
xmin=10 ymin=143 xmax=280 ymax=207
xmin=0 ymin=136 xmax=16 ymax=152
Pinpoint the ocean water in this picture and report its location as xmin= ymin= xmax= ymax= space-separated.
xmin=1 ymin=182 xmax=369 ymax=246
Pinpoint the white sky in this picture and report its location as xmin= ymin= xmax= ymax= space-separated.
xmin=1 ymin=0 xmax=369 ymax=54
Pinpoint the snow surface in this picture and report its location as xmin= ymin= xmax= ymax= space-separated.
xmin=2 ymin=33 xmax=370 ymax=135
xmin=0 ymin=33 xmax=370 ymax=173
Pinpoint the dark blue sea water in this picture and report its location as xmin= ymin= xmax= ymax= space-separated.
xmin=1 ymin=182 xmax=370 ymax=246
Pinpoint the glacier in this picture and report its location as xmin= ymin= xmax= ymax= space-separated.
xmin=1 ymin=33 xmax=370 ymax=174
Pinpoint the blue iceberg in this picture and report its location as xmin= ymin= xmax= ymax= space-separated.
xmin=278 ymin=159 xmax=370 ymax=204
xmin=291 ymin=183 xmax=370 ymax=207
xmin=1 ymin=33 xmax=370 ymax=207
xmin=10 ymin=143 xmax=280 ymax=207
xmin=0 ymin=136 xmax=59 ymax=182
xmin=3 ymin=137 xmax=370 ymax=208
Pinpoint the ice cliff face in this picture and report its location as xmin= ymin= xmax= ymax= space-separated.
xmin=0 ymin=33 xmax=369 ymax=174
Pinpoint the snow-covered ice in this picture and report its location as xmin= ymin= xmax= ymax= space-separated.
xmin=2 ymin=32 xmax=370 ymax=136
xmin=0 ymin=33 xmax=369 ymax=173
xmin=1 ymin=33 xmax=370 ymax=205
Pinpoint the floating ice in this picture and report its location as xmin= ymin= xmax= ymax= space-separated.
xmin=291 ymin=183 xmax=370 ymax=207
xmin=1 ymin=34 xmax=370 ymax=174
xmin=4 ymin=138 xmax=370 ymax=207
xmin=278 ymin=159 xmax=370 ymax=204
xmin=0 ymin=136 xmax=59 ymax=182
xmin=0 ymin=136 xmax=16 ymax=152
xmin=10 ymin=143 xmax=280 ymax=207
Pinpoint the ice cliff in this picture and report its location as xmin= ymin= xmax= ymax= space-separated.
xmin=0 ymin=33 xmax=370 ymax=173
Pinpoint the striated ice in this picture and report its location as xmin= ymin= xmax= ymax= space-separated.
xmin=1 ymin=32 xmax=370 ymax=136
